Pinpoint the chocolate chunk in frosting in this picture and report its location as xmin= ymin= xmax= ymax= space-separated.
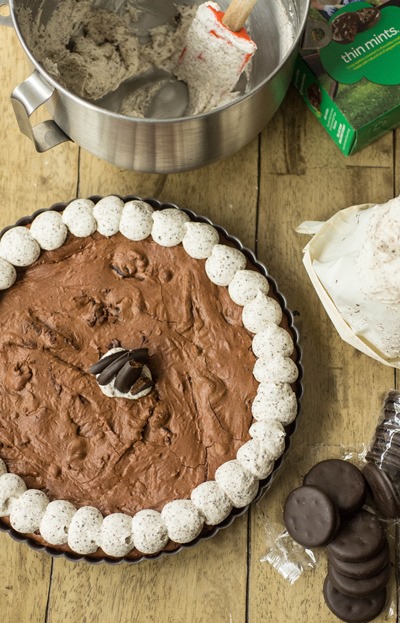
xmin=90 ymin=347 xmax=153 ymax=396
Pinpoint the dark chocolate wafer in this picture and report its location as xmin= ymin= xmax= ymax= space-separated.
xmin=327 ymin=511 xmax=385 ymax=563
xmin=283 ymin=485 xmax=340 ymax=547
xmin=328 ymin=562 xmax=390 ymax=598
xmin=303 ymin=459 xmax=366 ymax=516
xmin=328 ymin=539 xmax=389 ymax=580
xmin=363 ymin=462 xmax=400 ymax=519
xmin=323 ymin=577 xmax=386 ymax=623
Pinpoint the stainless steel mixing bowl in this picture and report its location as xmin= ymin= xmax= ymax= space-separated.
xmin=0 ymin=0 xmax=312 ymax=172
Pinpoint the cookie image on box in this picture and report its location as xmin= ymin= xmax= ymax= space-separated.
xmin=356 ymin=7 xmax=381 ymax=32
xmin=331 ymin=11 xmax=360 ymax=44
xmin=307 ymin=83 xmax=323 ymax=112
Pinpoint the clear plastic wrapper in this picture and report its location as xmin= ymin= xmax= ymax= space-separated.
xmin=261 ymin=523 xmax=317 ymax=585
xmin=297 ymin=197 xmax=400 ymax=368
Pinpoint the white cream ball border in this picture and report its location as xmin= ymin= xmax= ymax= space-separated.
xmin=0 ymin=196 xmax=299 ymax=559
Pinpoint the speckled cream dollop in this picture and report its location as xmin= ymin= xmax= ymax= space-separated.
xmin=236 ymin=440 xmax=275 ymax=479
xmin=0 ymin=227 xmax=41 ymax=267
xmin=228 ymin=269 xmax=269 ymax=306
xmin=0 ymin=473 xmax=27 ymax=516
xmin=249 ymin=420 xmax=286 ymax=453
xmin=151 ymin=208 xmax=190 ymax=247
xmin=93 ymin=196 xmax=123 ymax=237
xmin=205 ymin=244 xmax=247 ymax=286
xmin=30 ymin=211 xmax=68 ymax=251
xmin=161 ymin=500 xmax=204 ymax=543
xmin=253 ymin=354 xmax=299 ymax=384
xmin=191 ymin=481 xmax=232 ymax=525
xmin=62 ymin=198 xmax=97 ymax=237
xmin=131 ymin=509 xmax=169 ymax=554
xmin=251 ymin=382 xmax=298 ymax=425
xmin=215 ymin=460 xmax=258 ymax=508
xmin=119 ymin=200 xmax=154 ymax=241
xmin=98 ymin=513 xmax=134 ymax=557
xmin=0 ymin=258 xmax=16 ymax=290
xmin=68 ymin=506 xmax=103 ymax=555
xmin=252 ymin=325 xmax=294 ymax=358
xmin=242 ymin=291 xmax=283 ymax=333
xmin=182 ymin=221 xmax=219 ymax=259
xmin=39 ymin=500 xmax=77 ymax=545
xmin=10 ymin=489 xmax=49 ymax=533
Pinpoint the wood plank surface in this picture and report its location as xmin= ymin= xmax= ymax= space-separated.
xmin=0 ymin=23 xmax=77 ymax=623
xmin=0 ymin=12 xmax=399 ymax=623
xmin=250 ymin=91 xmax=397 ymax=623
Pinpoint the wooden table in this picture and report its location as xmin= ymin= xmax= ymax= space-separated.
xmin=0 ymin=19 xmax=399 ymax=623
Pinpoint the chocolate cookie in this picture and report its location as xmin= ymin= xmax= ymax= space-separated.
xmin=328 ymin=539 xmax=389 ymax=580
xmin=283 ymin=485 xmax=340 ymax=547
xmin=328 ymin=562 xmax=390 ymax=598
xmin=331 ymin=12 xmax=360 ymax=44
xmin=363 ymin=462 xmax=400 ymax=519
xmin=303 ymin=459 xmax=366 ymax=516
xmin=327 ymin=511 xmax=385 ymax=563
xmin=323 ymin=577 xmax=386 ymax=623
xmin=374 ymin=426 xmax=400 ymax=447
xmin=356 ymin=7 xmax=381 ymax=32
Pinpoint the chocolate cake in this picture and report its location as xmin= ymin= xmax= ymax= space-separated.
xmin=0 ymin=196 xmax=300 ymax=561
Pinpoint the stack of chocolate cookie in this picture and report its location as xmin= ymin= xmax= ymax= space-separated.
xmin=325 ymin=510 xmax=389 ymax=623
xmin=284 ymin=459 xmax=391 ymax=623
xmin=364 ymin=390 xmax=400 ymax=518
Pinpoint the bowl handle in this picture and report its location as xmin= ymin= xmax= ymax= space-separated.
xmin=10 ymin=70 xmax=70 ymax=152
xmin=300 ymin=19 xmax=332 ymax=51
xmin=0 ymin=0 xmax=12 ymax=27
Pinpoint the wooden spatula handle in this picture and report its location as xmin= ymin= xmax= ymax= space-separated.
xmin=222 ymin=0 xmax=258 ymax=32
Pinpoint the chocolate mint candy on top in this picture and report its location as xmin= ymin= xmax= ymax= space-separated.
xmin=114 ymin=360 xmax=143 ymax=393
xmin=328 ymin=562 xmax=390 ymax=599
xmin=327 ymin=510 xmax=385 ymax=563
xmin=283 ymin=485 xmax=339 ymax=547
xmin=323 ymin=577 xmax=386 ymax=623
xmin=329 ymin=539 xmax=389 ymax=580
xmin=303 ymin=459 xmax=366 ymax=515
xmin=363 ymin=462 xmax=400 ymax=519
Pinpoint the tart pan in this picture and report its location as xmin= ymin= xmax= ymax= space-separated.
xmin=0 ymin=196 xmax=303 ymax=564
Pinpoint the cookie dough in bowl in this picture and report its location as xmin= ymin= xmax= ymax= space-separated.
xmin=0 ymin=195 xmax=302 ymax=563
